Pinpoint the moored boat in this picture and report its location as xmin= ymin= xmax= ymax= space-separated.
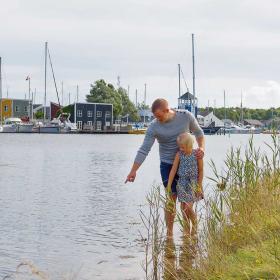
xmin=224 ymin=124 xmax=261 ymax=134
xmin=0 ymin=118 xmax=33 ymax=133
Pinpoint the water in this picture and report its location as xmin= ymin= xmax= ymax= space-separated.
xmin=0 ymin=134 xmax=274 ymax=279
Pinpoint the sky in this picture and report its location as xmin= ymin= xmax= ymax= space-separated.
xmin=1 ymin=0 xmax=280 ymax=109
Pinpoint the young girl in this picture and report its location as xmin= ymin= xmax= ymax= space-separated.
xmin=167 ymin=132 xmax=203 ymax=237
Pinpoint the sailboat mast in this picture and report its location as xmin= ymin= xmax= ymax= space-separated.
xmin=61 ymin=81 xmax=64 ymax=106
xmin=192 ymin=34 xmax=196 ymax=112
xmin=76 ymin=85 xmax=79 ymax=102
xmin=224 ymin=90 xmax=226 ymax=123
xmin=240 ymin=92 xmax=243 ymax=123
xmin=44 ymin=42 xmax=48 ymax=122
xmin=178 ymin=64 xmax=181 ymax=99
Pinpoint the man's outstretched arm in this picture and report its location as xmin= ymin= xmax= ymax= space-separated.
xmin=125 ymin=127 xmax=155 ymax=183
xmin=125 ymin=162 xmax=141 ymax=183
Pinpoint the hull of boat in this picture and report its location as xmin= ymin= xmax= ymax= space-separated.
xmin=18 ymin=124 xmax=33 ymax=133
xmin=202 ymin=126 xmax=221 ymax=135
xmin=38 ymin=126 xmax=60 ymax=133
xmin=225 ymin=129 xmax=261 ymax=134
xmin=128 ymin=129 xmax=146 ymax=135
xmin=2 ymin=125 xmax=17 ymax=133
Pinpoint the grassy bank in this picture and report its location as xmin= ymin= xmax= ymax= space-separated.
xmin=142 ymin=135 xmax=280 ymax=279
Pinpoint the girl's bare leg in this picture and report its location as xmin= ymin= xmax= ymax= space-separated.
xmin=181 ymin=202 xmax=197 ymax=237
xmin=165 ymin=194 xmax=177 ymax=238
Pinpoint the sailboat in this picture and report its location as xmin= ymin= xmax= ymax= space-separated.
xmin=37 ymin=42 xmax=77 ymax=133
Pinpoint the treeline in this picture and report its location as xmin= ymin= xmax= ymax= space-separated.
xmin=199 ymin=107 xmax=280 ymax=121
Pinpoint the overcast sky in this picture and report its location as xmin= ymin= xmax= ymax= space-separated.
xmin=1 ymin=0 xmax=280 ymax=109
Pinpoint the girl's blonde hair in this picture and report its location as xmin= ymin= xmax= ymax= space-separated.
xmin=177 ymin=132 xmax=194 ymax=148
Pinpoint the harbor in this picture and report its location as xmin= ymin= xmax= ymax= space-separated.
xmin=1 ymin=1 xmax=280 ymax=279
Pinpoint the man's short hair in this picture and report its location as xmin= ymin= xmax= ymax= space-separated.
xmin=151 ymin=98 xmax=168 ymax=113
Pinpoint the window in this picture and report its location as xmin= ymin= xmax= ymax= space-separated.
xmin=87 ymin=110 xmax=93 ymax=117
xmin=15 ymin=106 xmax=19 ymax=112
xmin=77 ymin=110 xmax=82 ymax=117
xmin=105 ymin=111 xmax=111 ymax=118
xmin=87 ymin=121 xmax=92 ymax=127
xmin=96 ymin=121 xmax=102 ymax=131
xmin=24 ymin=106 xmax=28 ymax=112
xmin=4 ymin=105 xmax=8 ymax=112
xmin=97 ymin=111 xmax=102 ymax=117
xmin=77 ymin=121 xmax=83 ymax=129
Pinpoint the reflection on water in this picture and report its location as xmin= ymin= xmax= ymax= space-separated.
xmin=163 ymin=236 xmax=197 ymax=280
xmin=0 ymin=134 xmax=273 ymax=279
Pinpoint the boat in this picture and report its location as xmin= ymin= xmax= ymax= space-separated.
xmin=224 ymin=124 xmax=261 ymax=134
xmin=128 ymin=128 xmax=146 ymax=134
xmin=37 ymin=42 xmax=78 ymax=134
xmin=34 ymin=113 xmax=77 ymax=134
xmin=37 ymin=122 xmax=60 ymax=133
xmin=202 ymin=126 xmax=222 ymax=135
xmin=0 ymin=118 xmax=33 ymax=133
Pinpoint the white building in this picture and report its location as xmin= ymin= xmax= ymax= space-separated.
xmin=197 ymin=111 xmax=224 ymax=127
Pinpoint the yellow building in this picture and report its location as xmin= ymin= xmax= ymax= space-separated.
xmin=0 ymin=99 xmax=13 ymax=120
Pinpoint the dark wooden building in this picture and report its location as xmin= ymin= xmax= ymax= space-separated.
xmin=68 ymin=102 xmax=113 ymax=130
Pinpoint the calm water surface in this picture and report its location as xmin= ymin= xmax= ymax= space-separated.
xmin=0 ymin=134 xmax=273 ymax=279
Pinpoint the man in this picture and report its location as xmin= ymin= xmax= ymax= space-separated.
xmin=125 ymin=98 xmax=205 ymax=238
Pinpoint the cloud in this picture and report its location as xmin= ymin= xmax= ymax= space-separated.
xmin=244 ymin=81 xmax=280 ymax=109
xmin=1 ymin=0 xmax=280 ymax=108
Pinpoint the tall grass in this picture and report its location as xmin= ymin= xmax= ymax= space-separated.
xmin=141 ymin=135 xmax=280 ymax=279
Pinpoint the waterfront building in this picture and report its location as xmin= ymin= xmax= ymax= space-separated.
xmin=197 ymin=111 xmax=224 ymax=127
xmin=67 ymin=102 xmax=113 ymax=130
xmin=0 ymin=98 xmax=31 ymax=121
xmin=178 ymin=91 xmax=198 ymax=116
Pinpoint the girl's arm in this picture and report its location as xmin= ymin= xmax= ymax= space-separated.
xmin=197 ymin=158 xmax=204 ymax=197
xmin=167 ymin=152 xmax=180 ymax=193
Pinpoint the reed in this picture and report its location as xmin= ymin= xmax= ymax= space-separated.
xmin=141 ymin=134 xmax=280 ymax=279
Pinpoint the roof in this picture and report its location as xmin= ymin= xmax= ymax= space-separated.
xmin=74 ymin=102 xmax=113 ymax=106
xmin=1 ymin=98 xmax=31 ymax=102
xmin=244 ymin=119 xmax=264 ymax=126
xmin=178 ymin=91 xmax=197 ymax=100
xmin=198 ymin=111 xmax=211 ymax=117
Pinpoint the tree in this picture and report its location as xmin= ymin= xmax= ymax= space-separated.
xmin=86 ymin=80 xmax=123 ymax=118
xmin=137 ymin=102 xmax=150 ymax=110
xmin=118 ymin=87 xmax=140 ymax=122
xmin=35 ymin=111 xmax=44 ymax=119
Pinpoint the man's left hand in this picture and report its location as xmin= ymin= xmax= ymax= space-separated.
xmin=196 ymin=147 xmax=204 ymax=159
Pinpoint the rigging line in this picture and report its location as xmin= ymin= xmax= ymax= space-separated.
xmin=47 ymin=47 xmax=61 ymax=108
xmin=180 ymin=68 xmax=189 ymax=92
